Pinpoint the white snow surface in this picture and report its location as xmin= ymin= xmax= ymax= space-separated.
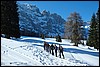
xmin=1 ymin=36 xmax=99 ymax=66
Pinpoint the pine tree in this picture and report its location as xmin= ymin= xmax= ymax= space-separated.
xmin=11 ymin=1 xmax=20 ymax=38
xmin=72 ymin=21 xmax=80 ymax=46
xmin=87 ymin=8 xmax=99 ymax=50
xmin=96 ymin=8 xmax=99 ymax=50
xmin=1 ymin=1 xmax=11 ymax=38
xmin=65 ymin=12 xmax=83 ymax=46
xmin=1 ymin=1 xmax=20 ymax=38
xmin=87 ymin=13 xmax=97 ymax=47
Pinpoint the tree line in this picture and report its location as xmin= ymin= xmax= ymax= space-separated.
xmin=64 ymin=8 xmax=99 ymax=50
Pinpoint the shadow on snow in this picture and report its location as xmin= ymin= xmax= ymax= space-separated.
xmin=63 ymin=48 xmax=99 ymax=57
xmin=16 ymin=39 xmax=43 ymax=43
xmin=15 ymin=38 xmax=99 ymax=57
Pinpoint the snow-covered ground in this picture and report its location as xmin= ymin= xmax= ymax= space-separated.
xmin=1 ymin=36 xmax=99 ymax=66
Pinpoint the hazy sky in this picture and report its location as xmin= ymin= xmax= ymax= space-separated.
xmin=17 ymin=1 xmax=99 ymax=22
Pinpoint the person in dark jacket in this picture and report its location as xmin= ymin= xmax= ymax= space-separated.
xmin=44 ymin=41 xmax=46 ymax=50
xmin=48 ymin=44 xmax=51 ymax=53
xmin=50 ymin=44 xmax=54 ymax=55
xmin=46 ymin=43 xmax=49 ymax=52
xmin=54 ymin=44 xmax=58 ymax=57
xmin=59 ymin=45 xmax=64 ymax=59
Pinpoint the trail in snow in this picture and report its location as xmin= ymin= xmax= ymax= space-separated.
xmin=1 ymin=36 xmax=99 ymax=66
xmin=68 ymin=51 xmax=90 ymax=66
xmin=1 ymin=44 xmax=42 ymax=66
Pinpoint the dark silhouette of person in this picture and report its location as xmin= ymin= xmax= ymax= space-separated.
xmin=44 ymin=41 xmax=46 ymax=50
xmin=54 ymin=44 xmax=58 ymax=57
xmin=49 ymin=44 xmax=51 ymax=54
xmin=46 ymin=43 xmax=49 ymax=52
xmin=50 ymin=44 xmax=54 ymax=55
xmin=59 ymin=45 xmax=64 ymax=59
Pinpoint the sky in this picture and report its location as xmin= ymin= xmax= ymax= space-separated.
xmin=17 ymin=1 xmax=99 ymax=22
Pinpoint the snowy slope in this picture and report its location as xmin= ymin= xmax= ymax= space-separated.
xmin=1 ymin=36 xmax=99 ymax=66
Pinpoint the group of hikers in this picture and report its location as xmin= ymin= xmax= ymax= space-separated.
xmin=44 ymin=41 xmax=64 ymax=59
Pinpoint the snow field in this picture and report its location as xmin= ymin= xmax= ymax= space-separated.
xmin=1 ymin=36 xmax=99 ymax=66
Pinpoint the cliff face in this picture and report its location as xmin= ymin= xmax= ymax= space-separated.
xmin=18 ymin=3 xmax=65 ymax=37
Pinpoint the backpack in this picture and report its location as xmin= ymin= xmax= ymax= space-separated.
xmin=60 ymin=46 xmax=63 ymax=52
xmin=51 ymin=45 xmax=54 ymax=50
xmin=55 ymin=46 xmax=58 ymax=50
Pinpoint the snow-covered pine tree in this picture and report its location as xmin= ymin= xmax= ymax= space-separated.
xmin=1 ymin=1 xmax=20 ymax=38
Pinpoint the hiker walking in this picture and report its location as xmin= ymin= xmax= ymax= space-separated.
xmin=44 ymin=41 xmax=46 ymax=50
xmin=54 ymin=44 xmax=58 ymax=57
xmin=49 ymin=44 xmax=51 ymax=54
xmin=50 ymin=44 xmax=54 ymax=55
xmin=44 ymin=41 xmax=48 ymax=52
xmin=46 ymin=43 xmax=49 ymax=52
xmin=59 ymin=45 xmax=64 ymax=59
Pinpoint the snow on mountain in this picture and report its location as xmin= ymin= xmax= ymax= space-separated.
xmin=17 ymin=3 xmax=65 ymax=37
xmin=1 ymin=36 xmax=99 ymax=66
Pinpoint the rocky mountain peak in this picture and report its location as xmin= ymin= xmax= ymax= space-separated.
xmin=18 ymin=3 xmax=66 ymax=37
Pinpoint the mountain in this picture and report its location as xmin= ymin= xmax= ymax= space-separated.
xmin=17 ymin=3 xmax=66 ymax=37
